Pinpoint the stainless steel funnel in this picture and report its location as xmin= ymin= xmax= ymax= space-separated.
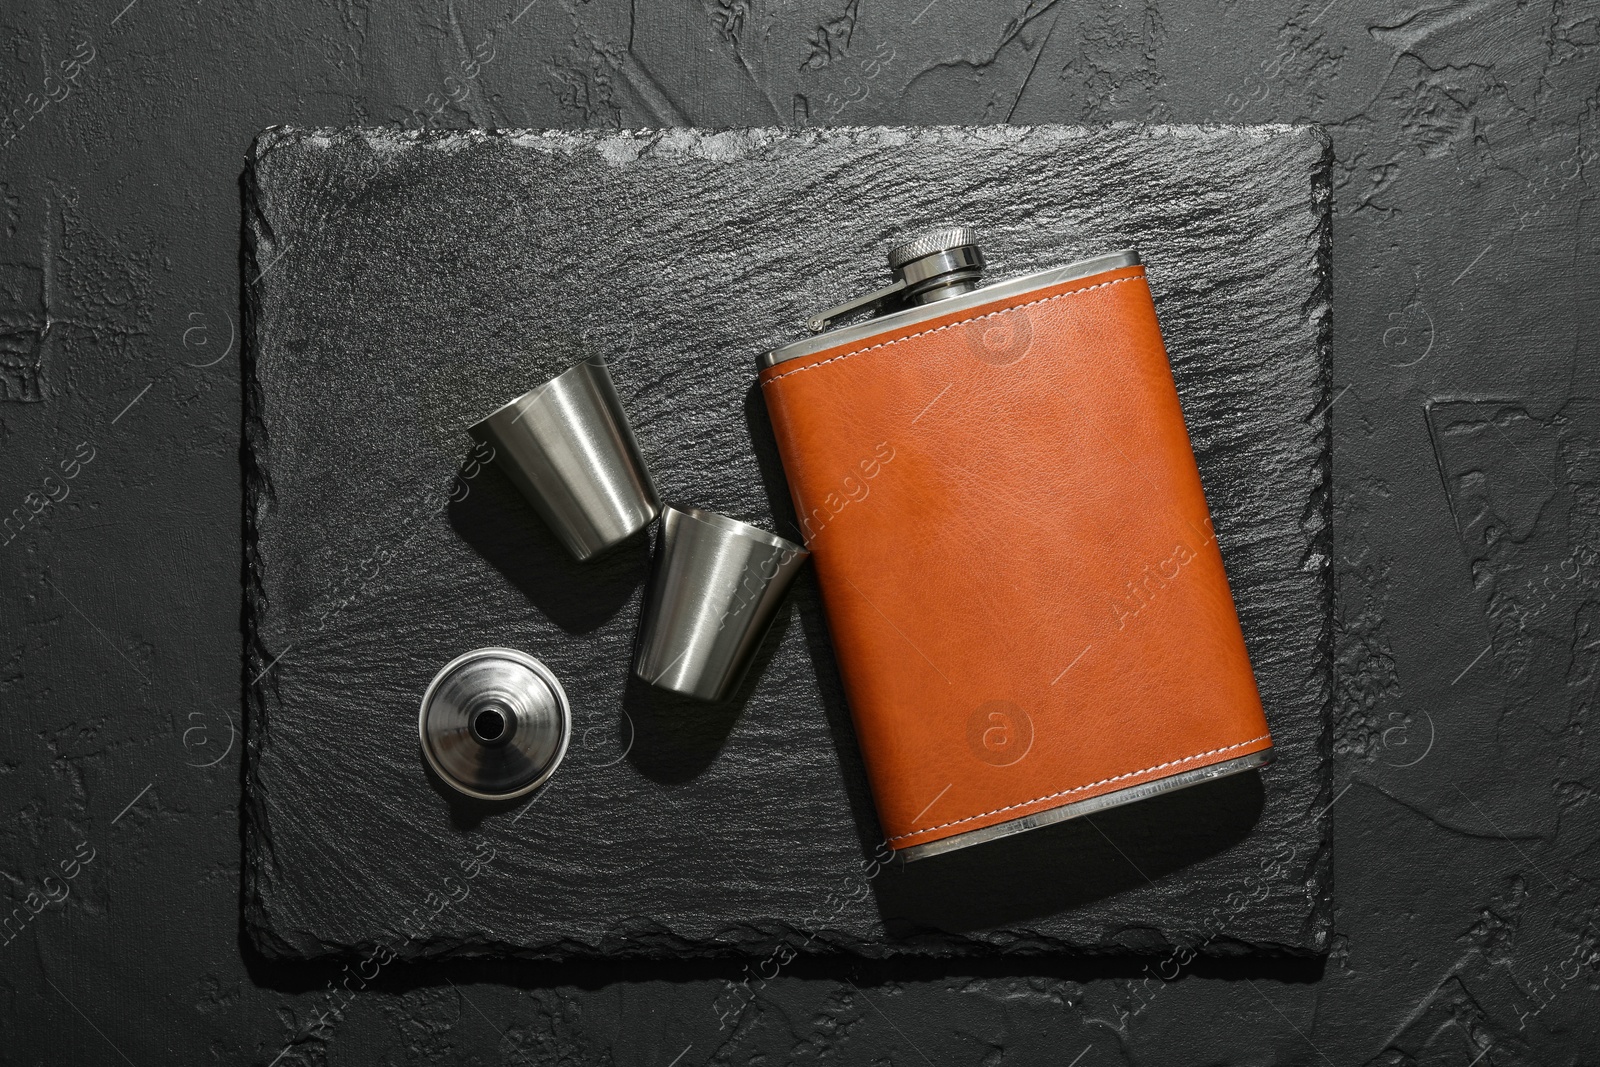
xmin=469 ymin=359 xmax=659 ymax=561
xmin=418 ymin=647 xmax=571 ymax=800
xmin=633 ymin=506 xmax=809 ymax=702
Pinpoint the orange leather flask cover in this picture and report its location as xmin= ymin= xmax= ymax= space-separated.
xmin=758 ymin=264 xmax=1272 ymax=853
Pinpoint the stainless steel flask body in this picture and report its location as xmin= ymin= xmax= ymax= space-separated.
xmin=634 ymin=506 xmax=809 ymax=702
xmin=469 ymin=359 xmax=659 ymax=561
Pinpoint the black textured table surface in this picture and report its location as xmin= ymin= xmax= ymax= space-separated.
xmin=2 ymin=1 xmax=1596 ymax=1064
xmin=243 ymin=124 xmax=1330 ymax=960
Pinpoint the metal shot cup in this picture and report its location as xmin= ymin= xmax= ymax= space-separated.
xmin=633 ymin=506 xmax=810 ymax=702
xmin=468 ymin=358 xmax=660 ymax=561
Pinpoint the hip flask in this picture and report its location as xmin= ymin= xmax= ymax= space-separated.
xmin=758 ymin=226 xmax=1274 ymax=860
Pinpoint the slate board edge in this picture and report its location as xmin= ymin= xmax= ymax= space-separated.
xmin=242 ymin=127 xmax=286 ymax=957
xmin=1302 ymin=125 xmax=1335 ymax=956
xmin=239 ymin=124 xmax=1335 ymax=961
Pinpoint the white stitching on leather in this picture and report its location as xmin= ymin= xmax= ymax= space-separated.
xmin=887 ymin=734 xmax=1274 ymax=844
xmin=760 ymin=271 xmax=1146 ymax=385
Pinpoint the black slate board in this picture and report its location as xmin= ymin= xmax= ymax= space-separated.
xmin=242 ymin=124 xmax=1332 ymax=960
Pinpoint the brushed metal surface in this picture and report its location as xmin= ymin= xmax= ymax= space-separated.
xmin=633 ymin=506 xmax=809 ymax=702
xmin=805 ymin=224 xmax=985 ymax=332
xmin=886 ymin=224 xmax=980 ymax=270
xmin=887 ymin=224 xmax=985 ymax=305
xmin=469 ymin=359 xmax=659 ymax=561
xmin=896 ymin=749 xmax=1276 ymax=862
xmin=418 ymin=647 xmax=572 ymax=800
xmin=768 ymin=249 xmax=1143 ymax=367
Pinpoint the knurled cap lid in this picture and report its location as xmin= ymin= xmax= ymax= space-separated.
xmin=886 ymin=224 xmax=979 ymax=271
